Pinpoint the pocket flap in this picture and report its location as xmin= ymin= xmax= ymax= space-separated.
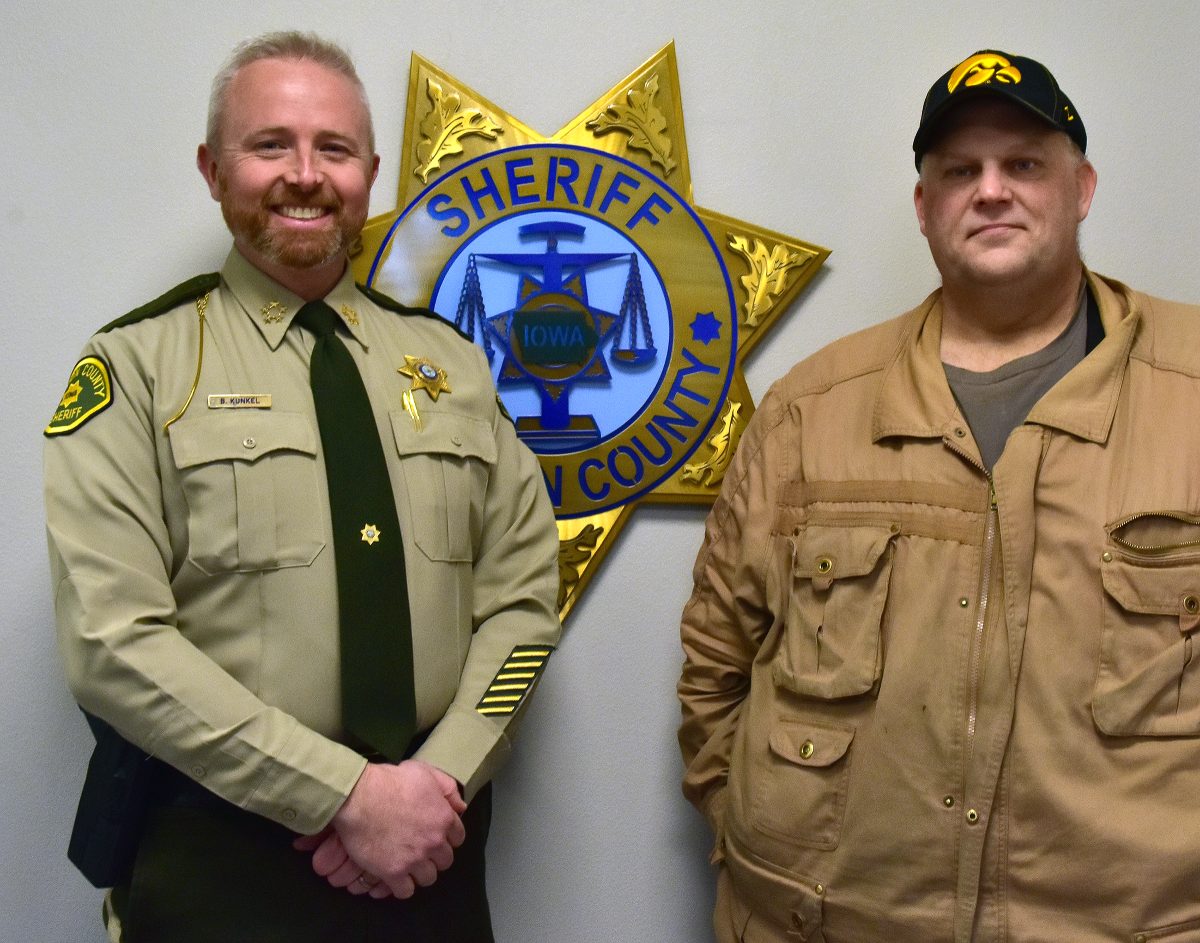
xmin=769 ymin=719 xmax=855 ymax=768
xmin=390 ymin=410 xmax=496 ymax=463
xmin=169 ymin=412 xmax=316 ymax=468
xmin=793 ymin=523 xmax=898 ymax=583
xmin=1102 ymin=556 xmax=1200 ymax=623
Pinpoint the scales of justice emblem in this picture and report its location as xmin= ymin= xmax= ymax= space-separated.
xmin=354 ymin=44 xmax=828 ymax=621
xmin=454 ymin=219 xmax=657 ymax=450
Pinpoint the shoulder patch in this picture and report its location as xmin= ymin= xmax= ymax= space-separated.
xmin=355 ymin=283 xmax=475 ymax=344
xmin=45 ymin=356 xmax=114 ymax=436
xmin=99 ymin=272 xmax=220 ymax=334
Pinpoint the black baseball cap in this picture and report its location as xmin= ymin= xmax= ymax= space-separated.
xmin=913 ymin=50 xmax=1086 ymax=169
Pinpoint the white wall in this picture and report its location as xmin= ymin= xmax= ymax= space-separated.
xmin=6 ymin=2 xmax=1199 ymax=940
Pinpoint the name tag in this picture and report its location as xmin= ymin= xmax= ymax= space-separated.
xmin=207 ymin=394 xmax=272 ymax=409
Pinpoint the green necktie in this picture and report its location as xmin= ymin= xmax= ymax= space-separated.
xmin=294 ymin=300 xmax=415 ymax=762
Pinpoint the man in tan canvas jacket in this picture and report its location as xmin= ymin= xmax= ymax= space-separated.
xmin=678 ymin=49 xmax=1200 ymax=943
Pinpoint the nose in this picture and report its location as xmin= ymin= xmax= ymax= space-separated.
xmin=974 ymin=163 xmax=1010 ymax=204
xmin=283 ymin=147 xmax=323 ymax=190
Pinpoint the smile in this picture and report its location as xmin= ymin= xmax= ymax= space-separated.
xmin=276 ymin=206 xmax=330 ymax=220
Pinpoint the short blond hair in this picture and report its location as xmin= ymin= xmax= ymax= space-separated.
xmin=206 ymin=31 xmax=374 ymax=152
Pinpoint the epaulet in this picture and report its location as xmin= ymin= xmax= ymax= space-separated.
xmin=355 ymin=282 xmax=475 ymax=344
xmin=98 ymin=273 xmax=221 ymax=334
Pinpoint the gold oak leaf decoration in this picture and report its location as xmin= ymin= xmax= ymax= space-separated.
xmin=680 ymin=401 xmax=743 ymax=486
xmin=558 ymin=524 xmax=604 ymax=610
xmin=586 ymin=73 xmax=677 ymax=176
xmin=729 ymin=235 xmax=818 ymax=328
xmin=415 ymin=78 xmax=504 ymax=184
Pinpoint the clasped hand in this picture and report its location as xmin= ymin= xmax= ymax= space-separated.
xmin=292 ymin=759 xmax=466 ymax=900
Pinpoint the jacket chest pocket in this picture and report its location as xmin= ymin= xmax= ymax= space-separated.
xmin=391 ymin=411 xmax=495 ymax=563
xmin=774 ymin=523 xmax=899 ymax=699
xmin=169 ymin=412 xmax=324 ymax=574
xmin=1094 ymin=520 xmax=1200 ymax=736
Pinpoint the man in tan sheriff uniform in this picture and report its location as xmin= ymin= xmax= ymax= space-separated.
xmin=44 ymin=31 xmax=560 ymax=943
xmin=678 ymin=49 xmax=1200 ymax=943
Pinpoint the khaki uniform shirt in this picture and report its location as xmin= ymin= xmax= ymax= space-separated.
xmin=47 ymin=249 xmax=561 ymax=835
xmin=679 ymin=272 xmax=1200 ymax=942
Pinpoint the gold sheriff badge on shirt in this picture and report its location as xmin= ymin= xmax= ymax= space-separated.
xmin=354 ymin=43 xmax=828 ymax=622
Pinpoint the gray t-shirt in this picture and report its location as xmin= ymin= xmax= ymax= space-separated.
xmin=944 ymin=291 xmax=1087 ymax=471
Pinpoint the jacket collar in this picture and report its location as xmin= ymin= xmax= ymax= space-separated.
xmin=220 ymin=248 xmax=371 ymax=351
xmin=873 ymin=270 xmax=1141 ymax=447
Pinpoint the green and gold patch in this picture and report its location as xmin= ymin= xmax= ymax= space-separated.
xmin=45 ymin=356 xmax=113 ymax=436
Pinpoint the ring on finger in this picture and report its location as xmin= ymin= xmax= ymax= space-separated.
xmin=354 ymin=874 xmax=377 ymax=890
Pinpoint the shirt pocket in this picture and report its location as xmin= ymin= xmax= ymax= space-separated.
xmin=390 ymin=410 xmax=496 ymax=563
xmin=1093 ymin=512 xmax=1200 ymax=737
xmin=774 ymin=522 xmax=899 ymax=699
xmin=169 ymin=411 xmax=324 ymax=574
xmin=751 ymin=717 xmax=855 ymax=850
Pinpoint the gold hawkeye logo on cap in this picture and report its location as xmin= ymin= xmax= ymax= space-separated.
xmin=947 ymin=53 xmax=1021 ymax=94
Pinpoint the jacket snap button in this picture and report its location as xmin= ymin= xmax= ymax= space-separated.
xmin=1101 ymin=551 xmax=1113 ymax=563
xmin=799 ymin=740 xmax=815 ymax=760
xmin=242 ymin=437 xmax=257 ymax=449
xmin=816 ymin=557 xmax=833 ymax=574
xmin=966 ymin=808 xmax=979 ymax=824
xmin=1184 ymin=595 xmax=1199 ymax=614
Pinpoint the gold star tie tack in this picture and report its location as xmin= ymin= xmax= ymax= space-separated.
xmin=360 ymin=524 xmax=381 ymax=545
xmin=341 ymin=304 xmax=360 ymax=327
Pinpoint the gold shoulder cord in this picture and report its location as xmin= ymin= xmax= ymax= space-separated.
xmin=162 ymin=292 xmax=209 ymax=434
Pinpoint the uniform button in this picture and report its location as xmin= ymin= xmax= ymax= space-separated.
xmin=451 ymin=434 xmax=463 ymax=446
xmin=1135 ymin=935 xmax=1147 ymax=943
xmin=799 ymin=740 xmax=815 ymax=760
xmin=816 ymin=556 xmax=833 ymax=575
xmin=243 ymin=436 xmax=257 ymax=449
xmin=954 ymin=427 xmax=966 ymax=438
xmin=959 ymin=597 xmax=969 ymax=608
xmin=814 ymin=883 xmax=825 ymax=896
xmin=966 ymin=808 xmax=979 ymax=824
xmin=190 ymin=764 xmax=206 ymax=779
xmin=1184 ymin=595 xmax=1199 ymax=614
xmin=282 ymin=808 xmax=297 ymax=823
xmin=1101 ymin=551 xmax=1113 ymax=563
xmin=943 ymin=795 xmax=955 ymax=808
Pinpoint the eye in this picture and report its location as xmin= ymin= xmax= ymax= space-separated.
xmin=319 ymin=141 xmax=355 ymax=159
xmin=1010 ymin=157 xmax=1039 ymax=173
xmin=254 ymin=140 xmax=286 ymax=155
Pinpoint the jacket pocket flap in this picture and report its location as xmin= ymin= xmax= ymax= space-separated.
xmin=769 ymin=719 xmax=854 ymax=768
xmin=1102 ymin=556 xmax=1200 ymax=621
xmin=793 ymin=523 xmax=898 ymax=581
xmin=170 ymin=412 xmax=316 ymax=468
xmin=390 ymin=411 xmax=496 ymax=463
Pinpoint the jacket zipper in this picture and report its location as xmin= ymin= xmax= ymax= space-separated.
xmin=966 ymin=477 xmax=998 ymax=758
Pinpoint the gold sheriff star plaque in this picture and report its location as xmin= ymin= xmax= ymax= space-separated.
xmin=354 ymin=43 xmax=828 ymax=622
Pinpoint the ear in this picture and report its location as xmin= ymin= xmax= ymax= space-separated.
xmin=1075 ymin=158 xmax=1097 ymax=222
xmin=914 ymin=179 xmax=928 ymax=236
xmin=368 ymin=152 xmax=380 ymax=189
xmin=196 ymin=144 xmax=222 ymax=201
